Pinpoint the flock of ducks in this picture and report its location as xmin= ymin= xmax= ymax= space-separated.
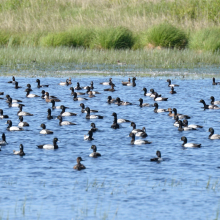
xmin=1 ymin=76 xmax=220 ymax=170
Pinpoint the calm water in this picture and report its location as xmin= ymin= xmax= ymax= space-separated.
xmin=1 ymin=73 xmax=220 ymax=220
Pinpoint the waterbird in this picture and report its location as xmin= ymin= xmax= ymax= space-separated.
xmin=73 ymin=157 xmax=86 ymax=170
xmin=89 ymin=145 xmax=101 ymax=158
xmin=13 ymin=144 xmax=25 ymax=156
xmin=37 ymin=137 xmax=59 ymax=149
xmin=150 ymin=151 xmax=162 ymax=161
xmin=181 ymin=136 xmax=201 ymax=148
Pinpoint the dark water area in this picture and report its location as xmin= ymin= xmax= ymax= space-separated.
xmin=0 ymin=74 xmax=220 ymax=219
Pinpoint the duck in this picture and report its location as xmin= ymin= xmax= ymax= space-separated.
xmin=167 ymin=79 xmax=179 ymax=87
xmin=45 ymin=92 xmax=61 ymax=102
xmin=122 ymin=78 xmax=131 ymax=85
xmin=51 ymin=100 xmax=62 ymax=109
xmin=178 ymin=120 xmax=196 ymax=131
xmin=107 ymin=96 xmax=115 ymax=104
xmin=25 ymin=84 xmax=33 ymax=92
xmin=0 ymin=133 xmax=7 ymax=146
xmin=70 ymin=87 xmax=85 ymax=96
xmin=8 ymin=76 xmax=16 ymax=84
xmin=117 ymin=60 xmax=126 ymax=66
xmin=8 ymin=98 xmax=24 ymax=108
xmin=181 ymin=136 xmax=201 ymax=148
xmin=84 ymin=130 xmax=94 ymax=140
xmin=88 ymin=91 xmax=96 ymax=98
xmin=18 ymin=116 xmax=29 ymax=127
xmin=80 ymin=103 xmax=98 ymax=113
xmin=173 ymin=116 xmax=179 ymax=127
xmin=59 ymin=79 xmax=69 ymax=86
xmin=74 ymin=82 xmax=82 ymax=90
xmin=100 ymin=78 xmax=112 ymax=85
xmin=14 ymin=81 xmax=22 ymax=89
xmin=90 ymin=81 xmax=94 ymax=90
xmin=154 ymin=92 xmax=168 ymax=101
xmin=40 ymin=123 xmax=53 ymax=134
xmin=125 ymin=77 xmax=136 ymax=87
xmin=86 ymin=86 xmax=101 ymax=94
xmin=68 ymin=77 xmax=72 ymax=85
xmin=172 ymin=108 xmax=191 ymax=119
xmin=115 ymin=97 xmax=132 ymax=106
xmin=26 ymin=89 xmax=39 ymax=98
xmin=37 ymin=137 xmax=59 ymax=149
xmin=73 ymin=157 xmax=86 ymax=170
xmin=143 ymin=88 xmax=152 ymax=96
xmin=0 ymin=92 xmax=3 ymax=95
xmin=182 ymin=119 xmax=203 ymax=129
xmin=89 ymin=145 xmax=101 ymax=158
xmin=150 ymin=151 xmax=163 ymax=161
xmin=130 ymin=122 xmax=147 ymax=137
xmin=73 ymin=92 xmax=88 ymax=101
xmin=57 ymin=115 xmax=76 ymax=126
xmin=154 ymin=103 xmax=168 ymax=113
xmin=150 ymin=89 xmax=161 ymax=98
xmin=130 ymin=133 xmax=151 ymax=145
xmin=90 ymin=123 xmax=98 ymax=132
xmin=210 ymin=96 xmax=220 ymax=105
xmin=104 ymin=84 xmax=116 ymax=92
xmin=6 ymin=120 xmax=23 ymax=131
xmin=41 ymin=90 xmax=58 ymax=99
xmin=13 ymin=144 xmax=25 ymax=156
xmin=138 ymin=98 xmax=151 ymax=107
xmin=17 ymin=104 xmax=33 ymax=116
xmin=60 ymin=105 xmax=77 ymax=116
xmin=47 ymin=108 xmax=54 ymax=120
xmin=170 ymin=87 xmax=177 ymax=94
xmin=85 ymin=107 xmax=103 ymax=119
xmin=208 ymin=127 xmax=220 ymax=139
xmin=199 ymin=99 xmax=220 ymax=109
xmin=167 ymin=108 xmax=174 ymax=117
xmin=112 ymin=112 xmax=130 ymax=123
xmin=212 ymin=77 xmax=220 ymax=85
xmin=36 ymin=79 xmax=49 ymax=88
xmin=111 ymin=118 xmax=120 ymax=129
xmin=5 ymin=95 xmax=22 ymax=103
xmin=0 ymin=109 xmax=9 ymax=118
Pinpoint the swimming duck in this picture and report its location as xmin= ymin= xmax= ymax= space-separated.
xmin=36 ymin=79 xmax=49 ymax=88
xmin=167 ymin=79 xmax=179 ymax=87
xmin=0 ymin=133 xmax=7 ymax=146
xmin=150 ymin=151 xmax=162 ymax=161
xmin=0 ymin=92 xmax=4 ymax=95
xmin=212 ymin=77 xmax=220 ymax=85
xmin=173 ymin=116 xmax=179 ymax=127
xmin=130 ymin=133 xmax=151 ymax=145
xmin=17 ymin=104 xmax=33 ymax=116
xmin=14 ymin=81 xmax=22 ymax=89
xmin=45 ymin=92 xmax=61 ymax=102
xmin=154 ymin=92 xmax=168 ymax=101
xmin=111 ymin=118 xmax=120 ymax=129
xmin=6 ymin=120 xmax=23 ymax=131
xmin=41 ymin=90 xmax=57 ymax=99
xmin=208 ymin=127 xmax=220 ymax=139
xmin=150 ymin=89 xmax=161 ymax=98
xmin=0 ymin=109 xmax=9 ymax=118
xmin=60 ymin=105 xmax=77 ymax=116
xmin=100 ymin=78 xmax=112 ymax=85
xmin=25 ymin=84 xmax=33 ymax=92
xmin=18 ymin=116 xmax=29 ymax=127
xmin=199 ymin=99 xmax=220 ymax=109
xmin=90 ymin=123 xmax=98 ymax=132
xmin=104 ymin=84 xmax=116 ymax=92
xmin=37 ymin=137 xmax=59 ymax=149
xmin=139 ymin=98 xmax=151 ymax=107
xmin=73 ymin=157 xmax=86 ymax=170
xmin=122 ymin=78 xmax=131 ymax=85
xmin=125 ymin=77 xmax=136 ymax=87
xmin=167 ymin=108 xmax=174 ymax=117
xmin=13 ymin=144 xmax=25 ymax=156
xmin=178 ymin=120 xmax=196 ymax=131
xmin=80 ymin=103 xmax=98 ymax=113
xmin=112 ymin=112 xmax=130 ymax=123
xmin=173 ymin=108 xmax=191 ymax=119
xmin=70 ymin=87 xmax=85 ymax=96
xmin=84 ymin=130 xmax=94 ymax=140
xmin=26 ymin=90 xmax=39 ymax=98
xmin=5 ymin=95 xmax=22 ymax=103
xmin=89 ymin=145 xmax=101 ymax=158
xmin=47 ymin=108 xmax=54 ymax=120
xmin=40 ymin=123 xmax=53 ymax=134
xmin=143 ymin=88 xmax=152 ymax=96
xmin=107 ymin=96 xmax=115 ymax=104
xmin=181 ymin=136 xmax=201 ymax=148
xmin=73 ymin=92 xmax=88 ymax=101
xmin=86 ymin=86 xmax=101 ymax=94
xmin=85 ymin=107 xmax=103 ymax=119
xmin=154 ymin=103 xmax=168 ymax=113
xmin=74 ymin=82 xmax=82 ymax=90
xmin=117 ymin=60 xmax=126 ymax=66
xmin=210 ymin=96 xmax=220 ymax=105
xmin=90 ymin=81 xmax=94 ymax=90
xmin=57 ymin=115 xmax=76 ymax=126
xmin=170 ymin=87 xmax=177 ymax=94
xmin=8 ymin=76 xmax=16 ymax=84
xmin=59 ymin=79 xmax=69 ymax=86
xmin=115 ymin=97 xmax=132 ymax=106
xmin=51 ymin=100 xmax=62 ymax=109
xmin=182 ymin=119 xmax=203 ymax=129
xmin=8 ymin=98 xmax=24 ymax=108
xmin=130 ymin=122 xmax=147 ymax=137
xmin=88 ymin=91 xmax=96 ymax=98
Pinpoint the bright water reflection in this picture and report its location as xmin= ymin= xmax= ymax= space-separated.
xmin=0 ymin=74 xmax=220 ymax=219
